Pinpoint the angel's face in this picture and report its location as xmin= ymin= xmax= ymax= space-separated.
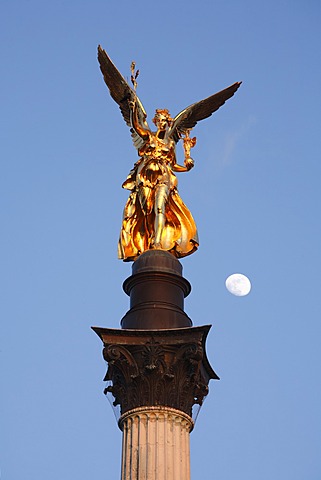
xmin=154 ymin=114 xmax=168 ymax=131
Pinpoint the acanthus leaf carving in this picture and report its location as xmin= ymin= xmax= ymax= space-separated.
xmin=102 ymin=333 xmax=213 ymax=417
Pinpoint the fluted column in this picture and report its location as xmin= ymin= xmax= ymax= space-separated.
xmin=119 ymin=406 xmax=193 ymax=480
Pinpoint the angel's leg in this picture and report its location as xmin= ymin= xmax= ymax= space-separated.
xmin=153 ymin=183 xmax=168 ymax=248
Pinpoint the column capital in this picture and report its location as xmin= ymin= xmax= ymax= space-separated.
xmin=92 ymin=325 xmax=218 ymax=418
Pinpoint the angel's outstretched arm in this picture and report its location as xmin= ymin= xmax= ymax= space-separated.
xmin=130 ymin=100 xmax=149 ymax=140
xmin=172 ymin=158 xmax=194 ymax=172
xmin=172 ymin=132 xmax=196 ymax=172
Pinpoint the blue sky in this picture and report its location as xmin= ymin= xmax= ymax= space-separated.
xmin=1 ymin=1 xmax=321 ymax=478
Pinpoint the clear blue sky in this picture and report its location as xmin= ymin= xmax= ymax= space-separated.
xmin=1 ymin=1 xmax=321 ymax=479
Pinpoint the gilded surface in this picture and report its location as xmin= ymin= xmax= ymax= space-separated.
xmin=98 ymin=46 xmax=241 ymax=261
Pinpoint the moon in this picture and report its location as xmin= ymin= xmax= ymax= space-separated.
xmin=225 ymin=273 xmax=251 ymax=296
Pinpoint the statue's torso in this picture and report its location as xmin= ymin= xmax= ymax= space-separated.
xmin=137 ymin=134 xmax=177 ymax=188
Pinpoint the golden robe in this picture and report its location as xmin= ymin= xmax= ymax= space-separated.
xmin=118 ymin=135 xmax=198 ymax=261
xmin=97 ymin=46 xmax=241 ymax=262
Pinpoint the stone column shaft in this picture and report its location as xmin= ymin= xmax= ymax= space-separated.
xmin=120 ymin=407 xmax=193 ymax=480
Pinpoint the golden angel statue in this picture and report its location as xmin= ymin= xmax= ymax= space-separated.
xmin=98 ymin=45 xmax=241 ymax=261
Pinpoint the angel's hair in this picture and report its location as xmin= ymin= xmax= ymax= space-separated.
xmin=152 ymin=109 xmax=173 ymax=126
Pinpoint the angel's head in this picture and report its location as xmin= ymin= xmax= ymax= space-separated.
xmin=152 ymin=109 xmax=173 ymax=130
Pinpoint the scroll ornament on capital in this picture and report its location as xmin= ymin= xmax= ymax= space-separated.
xmin=102 ymin=335 xmax=218 ymax=417
xmin=98 ymin=46 xmax=241 ymax=261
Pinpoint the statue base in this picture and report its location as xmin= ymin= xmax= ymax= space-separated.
xmin=121 ymin=250 xmax=192 ymax=330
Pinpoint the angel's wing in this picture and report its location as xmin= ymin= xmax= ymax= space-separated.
xmin=168 ymin=82 xmax=241 ymax=143
xmin=97 ymin=45 xmax=150 ymax=149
